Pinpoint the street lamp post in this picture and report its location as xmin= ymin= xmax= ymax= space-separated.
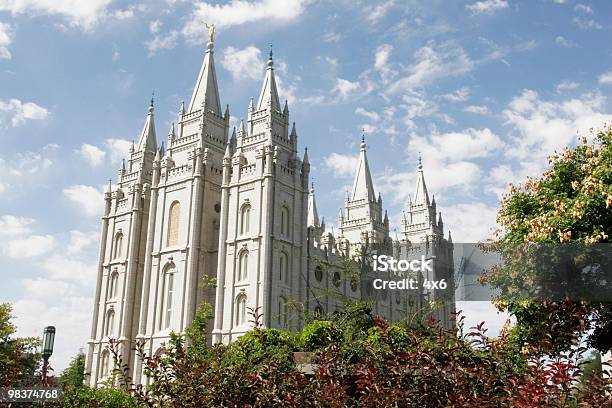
xmin=41 ymin=326 xmax=55 ymax=386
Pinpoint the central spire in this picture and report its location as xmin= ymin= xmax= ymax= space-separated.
xmin=351 ymin=134 xmax=376 ymax=201
xmin=307 ymin=182 xmax=320 ymax=228
xmin=137 ymin=99 xmax=157 ymax=153
xmin=256 ymin=45 xmax=281 ymax=111
xmin=188 ymin=37 xmax=221 ymax=114
xmin=413 ymin=154 xmax=430 ymax=205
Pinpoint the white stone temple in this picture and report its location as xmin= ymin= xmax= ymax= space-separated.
xmin=84 ymin=36 xmax=454 ymax=387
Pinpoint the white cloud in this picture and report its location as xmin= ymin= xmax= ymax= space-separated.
xmin=355 ymin=107 xmax=381 ymax=121
xmin=78 ymin=143 xmax=106 ymax=167
xmin=503 ymin=89 xmax=612 ymax=165
xmin=574 ymin=4 xmax=593 ymax=14
xmin=0 ymin=98 xmax=49 ymax=127
xmin=322 ymin=31 xmax=340 ymax=43
xmin=441 ymin=87 xmax=470 ymax=102
xmin=221 ymin=45 xmax=263 ymax=81
xmin=0 ymin=22 xmax=12 ymax=59
xmin=364 ymin=0 xmax=395 ymax=23
xmin=0 ymin=146 xmax=54 ymax=177
xmin=409 ymin=128 xmax=503 ymax=162
xmin=463 ymin=105 xmax=490 ymax=115
xmin=573 ymin=16 xmax=602 ymax=30
xmin=374 ymin=43 xmax=394 ymax=78
xmin=67 ymin=230 xmax=99 ymax=256
xmin=63 ymin=185 xmax=104 ymax=217
xmin=333 ymin=78 xmax=362 ymax=101
xmin=443 ymin=203 xmax=498 ymax=242
xmin=0 ymin=0 xmax=113 ymax=30
xmin=5 ymin=234 xmax=55 ymax=258
xmin=149 ymin=19 xmax=162 ymax=33
xmin=598 ymin=71 xmax=612 ymax=85
xmin=0 ymin=215 xmax=34 ymax=237
xmin=183 ymin=0 xmax=307 ymax=42
xmin=556 ymin=80 xmax=579 ymax=92
xmin=387 ymin=42 xmax=474 ymax=93
xmin=466 ymin=0 xmax=508 ymax=15
xmin=555 ymin=36 xmax=576 ymax=48
xmin=40 ymin=254 xmax=97 ymax=286
xmin=323 ymin=153 xmax=359 ymax=178
xmin=146 ymin=30 xmax=179 ymax=56
xmin=104 ymin=138 xmax=131 ymax=163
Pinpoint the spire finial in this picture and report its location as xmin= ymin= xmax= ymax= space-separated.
xmin=149 ymin=92 xmax=155 ymax=110
xmin=417 ymin=152 xmax=423 ymax=170
xmin=267 ymin=43 xmax=274 ymax=67
xmin=360 ymin=129 xmax=366 ymax=149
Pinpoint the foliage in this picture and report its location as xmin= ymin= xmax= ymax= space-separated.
xmin=59 ymin=385 xmax=140 ymax=408
xmin=0 ymin=303 xmax=41 ymax=387
xmin=483 ymin=126 xmax=612 ymax=353
xmin=59 ymin=352 xmax=85 ymax=388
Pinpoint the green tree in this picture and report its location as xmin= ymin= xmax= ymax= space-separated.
xmin=483 ymin=126 xmax=612 ymax=353
xmin=60 ymin=352 xmax=86 ymax=388
xmin=0 ymin=303 xmax=41 ymax=386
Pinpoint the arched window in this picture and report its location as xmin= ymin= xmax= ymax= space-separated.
xmin=280 ymin=207 xmax=290 ymax=236
xmin=278 ymin=297 xmax=288 ymax=326
xmin=279 ymin=252 xmax=288 ymax=283
xmin=235 ymin=295 xmax=247 ymax=326
xmin=105 ymin=309 xmax=115 ymax=337
xmin=314 ymin=265 xmax=323 ymax=282
xmin=167 ymin=201 xmax=181 ymax=246
xmin=100 ymin=350 xmax=110 ymax=378
xmin=240 ymin=204 xmax=251 ymax=235
xmin=109 ymin=272 xmax=119 ymax=299
xmin=160 ymin=266 xmax=175 ymax=330
xmin=113 ymin=232 xmax=123 ymax=259
xmin=237 ymin=251 xmax=249 ymax=282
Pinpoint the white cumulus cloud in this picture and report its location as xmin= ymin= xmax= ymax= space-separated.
xmin=0 ymin=0 xmax=113 ymax=30
xmin=183 ymin=0 xmax=307 ymax=42
xmin=0 ymin=98 xmax=49 ymax=127
xmin=598 ymin=71 xmax=612 ymax=85
xmin=466 ymin=0 xmax=509 ymax=15
xmin=63 ymin=185 xmax=104 ymax=217
xmin=221 ymin=45 xmax=263 ymax=81
xmin=5 ymin=234 xmax=55 ymax=258
xmin=0 ymin=22 xmax=12 ymax=59
xmin=78 ymin=143 xmax=106 ymax=167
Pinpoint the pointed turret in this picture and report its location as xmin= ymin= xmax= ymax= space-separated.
xmin=307 ymin=182 xmax=320 ymax=229
xmin=413 ymin=154 xmax=430 ymax=206
xmin=283 ymin=99 xmax=289 ymax=115
xmin=256 ymin=46 xmax=281 ymax=111
xmin=302 ymin=146 xmax=309 ymax=165
xmin=351 ymin=135 xmax=376 ymax=201
xmin=224 ymin=142 xmax=231 ymax=160
xmin=238 ymin=119 xmax=245 ymax=137
xmin=188 ymin=37 xmax=221 ymax=114
xmin=137 ymin=100 xmax=157 ymax=153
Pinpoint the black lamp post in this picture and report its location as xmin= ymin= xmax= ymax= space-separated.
xmin=41 ymin=326 xmax=55 ymax=386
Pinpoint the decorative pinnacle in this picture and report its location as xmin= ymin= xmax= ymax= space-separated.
xmin=417 ymin=153 xmax=423 ymax=170
xmin=149 ymin=92 xmax=155 ymax=111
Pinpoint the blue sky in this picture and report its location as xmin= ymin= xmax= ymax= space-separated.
xmin=0 ymin=0 xmax=611 ymax=370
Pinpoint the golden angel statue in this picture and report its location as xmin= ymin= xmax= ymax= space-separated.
xmin=205 ymin=23 xmax=216 ymax=43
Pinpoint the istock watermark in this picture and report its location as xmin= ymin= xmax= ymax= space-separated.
xmin=372 ymin=255 xmax=433 ymax=273
xmin=370 ymin=255 xmax=447 ymax=291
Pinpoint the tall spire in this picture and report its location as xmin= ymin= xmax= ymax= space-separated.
xmin=413 ymin=154 xmax=430 ymax=205
xmin=188 ymin=37 xmax=221 ymax=114
xmin=350 ymin=134 xmax=376 ymax=201
xmin=307 ymin=182 xmax=320 ymax=228
xmin=137 ymin=99 xmax=157 ymax=153
xmin=256 ymin=44 xmax=281 ymax=111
